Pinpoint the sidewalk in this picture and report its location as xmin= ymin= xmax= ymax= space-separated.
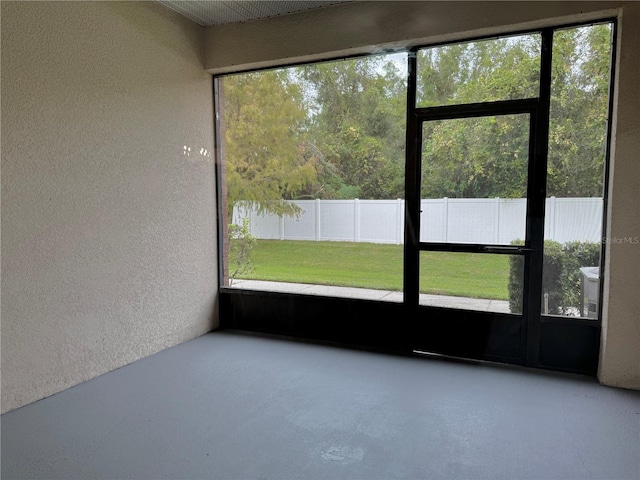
xmin=231 ymin=280 xmax=511 ymax=313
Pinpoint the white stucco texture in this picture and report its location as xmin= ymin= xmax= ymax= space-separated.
xmin=1 ymin=1 xmax=218 ymax=413
xmin=598 ymin=2 xmax=640 ymax=389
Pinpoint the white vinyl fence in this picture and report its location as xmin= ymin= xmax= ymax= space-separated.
xmin=233 ymin=197 xmax=603 ymax=245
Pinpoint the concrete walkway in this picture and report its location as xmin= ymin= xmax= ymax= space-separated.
xmin=232 ymin=279 xmax=512 ymax=313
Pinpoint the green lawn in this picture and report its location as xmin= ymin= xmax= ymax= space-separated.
xmin=238 ymin=240 xmax=510 ymax=300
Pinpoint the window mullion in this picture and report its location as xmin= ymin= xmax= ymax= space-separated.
xmin=403 ymin=49 xmax=420 ymax=308
xmin=524 ymin=28 xmax=553 ymax=367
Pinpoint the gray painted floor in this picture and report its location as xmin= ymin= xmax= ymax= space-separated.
xmin=2 ymin=330 xmax=639 ymax=480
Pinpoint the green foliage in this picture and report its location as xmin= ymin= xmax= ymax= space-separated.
xmin=221 ymin=24 xmax=612 ymax=213
xmin=228 ymin=218 xmax=257 ymax=285
xmin=508 ymin=240 xmax=600 ymax=315
xmin=222 ymin=70 xmax=317 ymax=217
xmin=417 ymin=35 xmax=541 ymax=107
xmin=419 ymin=26 xmax=612 ymax=200
xmin=546 ymin=24 xmax=612 ymax=198
xmin=542 ymin=241 xmax=565 ymax=314
xmin=297 ymin=56 xmax=407 ymax=200
xmin=422 ymin=115 xmax=529 ymax=198
xmin=221 ymin=25 xmax=611 ymax=205
xmin=508 ymin=243 xmax=525 ymax=314
xmin=418 ymin=35 xmax=539 ymax=199
xmin=559 ymin=241 xmax=601 ymax=310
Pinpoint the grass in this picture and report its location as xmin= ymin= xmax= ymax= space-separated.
xmin=239 ymin=240 xmax=510 ymax=300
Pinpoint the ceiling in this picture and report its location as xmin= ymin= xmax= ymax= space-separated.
xmin=157 ymin=1 xmax=351 ymax=27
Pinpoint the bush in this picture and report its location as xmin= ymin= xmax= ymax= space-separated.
xmin=509 ymin=240 xmax=563 ymax=314
xmin=508 ymin=240 xmax=600 ymax=315
xmin=542 ymin=240 xmax=565 ymax=314
xmin=558 ymin=241 xmax=600 ymax=314
xmin=508 ymin=240 xmax=525 ymax=313
xmin=228 ymin=218 xmax=257 ymax=285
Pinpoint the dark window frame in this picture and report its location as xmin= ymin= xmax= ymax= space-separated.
xmin=213 ymin=18 xmax=618 ymax=376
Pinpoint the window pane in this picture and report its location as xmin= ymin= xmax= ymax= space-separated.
xmin=219 ymin=53 xmax=407 ymax=301
xmin=416 ymin=34 xmax=541 ymax=107
xmin=541 ymin=23 xmax=613 ymax=318
xmin=420 ymin=114 xmax=529 ymax=244
xmin=419 ymin=252 xmax=523 ymax=314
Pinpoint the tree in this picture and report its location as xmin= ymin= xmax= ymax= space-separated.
xmin=547 ymin=24 xmax=613 ymax=197
xmin=422 ymin=115 xmax=529 ymax=198
xmin=221 ymin=24 xmax=613 ymax=209
xmin=418 ymin=27 xmax=612 ymax=199
xmin=419 ymin=34 xmax=540 ymax=198
xmin=417 ymin=35 xmax=540 ymax=107
xmin=297 ymin=55 xmax=407 ymax=199
xmin=222 ymin=69 xmax=317 ymax=217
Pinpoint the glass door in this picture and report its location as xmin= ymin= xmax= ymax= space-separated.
xmin=404 ymin=31 xmax=547 ymax=365
xmin=418 ymin=113 xmax=532 ymax=315
xmin=406 ymin=103 xmax=540 ymax=364
xmin=405 ymin=23 xmax=614 ymax=370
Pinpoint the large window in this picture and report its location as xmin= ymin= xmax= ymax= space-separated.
xmin=217 ymin=53 xmax=408 ymax=301
xmin=215 ymin=22 xmax=614 ymax=320
xmin=540 ymin=23 xmax=614 ymax=319
xmin=416 ymin=33 xmax=541 ymax=107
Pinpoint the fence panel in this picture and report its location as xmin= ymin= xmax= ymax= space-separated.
xmin=499 ymin=199 xmax=527 ymax=244
xmin=448 ymin=199 xmax=496 ymax=244
xmin=250 ymin=209 xmax=281 ymax=239
xmin=548 ymin=197 xmax=603 ymax=243
xmin=359 ymin=200 xmax=402 ymax=244
xmin=320 ymin=200 xmax=355 ymax=241
xmin=420 ymin=199 xmax=446 ymax=242
xmin=233 ymin=197 xmax=602 ymax=245
xmin=283 ymin=200 xmax=316 ymax=240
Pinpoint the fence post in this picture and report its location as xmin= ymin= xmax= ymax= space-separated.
xmin=279 ymin=213 xmax=285 ymax=240
xmin=396 ymin=198 xmax=403 ymax=245
xmin=315 ymin=198 xmax=321 ymax=241
xmin=548 ymin=196 xmax=556 ymax=241
xmin=494 ymin=197 xmax=500 ymax=244
xmin=443 ymin=197 xmax=449 ymax=242
xmin=354 ymin=198 xmax=360 ymax=242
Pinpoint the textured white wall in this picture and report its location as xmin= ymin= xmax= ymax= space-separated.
xmin=598 ymin=3 xmax=640 ymax=389
xmin=205 ymin=1 xmax=640 ymax=389
xmin=1 ymin=1 xmax=217 ymax=413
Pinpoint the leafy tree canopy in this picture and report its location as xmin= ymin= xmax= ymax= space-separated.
xmin=222 ymin=24 xmax=613 ymax=211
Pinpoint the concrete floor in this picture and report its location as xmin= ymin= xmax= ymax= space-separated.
xmin=2 ymin=330 xmax=639 ymax=480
